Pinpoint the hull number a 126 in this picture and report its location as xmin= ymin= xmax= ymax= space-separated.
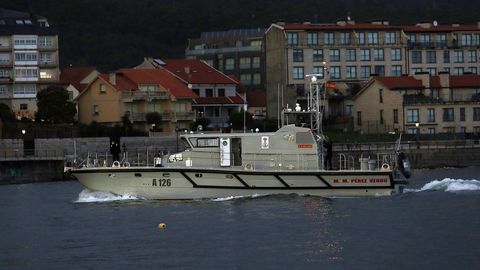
xmin=152 ymin=178 xmax=171 ymax=187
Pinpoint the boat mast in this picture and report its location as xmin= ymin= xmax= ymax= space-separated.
xmin=306 ymin=61 xmax=328 ymax=136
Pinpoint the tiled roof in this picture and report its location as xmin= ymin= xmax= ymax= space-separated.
xmin=375 ymin=76 xmax=424 ymax=89
xmin=98 ymin=73 xmax=137 ymax=91
xmin=375 ymin=74 xmax=480 ymax=90
xmin=280 ymin=22 xmax=402 ymax=31
xmin=449 ymin=75 xmax=480 ymax=88
xmin=193 ymin=94 xmax=245 ymax=105
xmin=60 ymin=67 xmax=97 ymax=91
xmin=162 ymin=59 xmax=239 ymax=84
xmin=117 ymin=69 xmax=197 ymax=98
xmin=403 ymin=24 xmax=480 ymax=32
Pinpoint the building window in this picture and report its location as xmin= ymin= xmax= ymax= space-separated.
xmin=379 ymin=89 xmax=383 ymax=103
xmin=93 ymin=105 xmax=99 ymax=115
xmin=412 ymin=51 xmax=422 ymax=64
xmin=360 ymin=66 xmax=371 ymax=79
xmin=443 ymin=108 xmax=454 ymax=122
xmin=392 ymin=65 xmax=402 ymax=76
xmin=468 ymin=50 xmax=477 ymax=63
xmin=329 ymin=66 xmax=340 ymax=79
xmin=329 ymin=49 xmax=340 ymax=62
xmin=436 ymin=34 xmax=447 ymax=46
xmin=13 ymin=84 xmax=37 ymax=97
xmin=217 ymin=88 xmax=225 ymax=97
xmin=312 ymin=49 xmax=323 ymax=62
xmin=469 ymin=67 xmax=478 ymax=74
xmin=287 ymin=32 xmax=298 ymax=45
xmin=412 ymin=68 xmax=423 ymax=74
xmin=340 ymin=32 xmax=351 ymax=44
xmin=462 ymin=34 xmax=472 ymax=46
xmin=293 ymin=49 xmax=304 ymax=62
xmin=0 ymin=85 xmax=7 ymax=95
xmin=252 ymin=57 xmax=260 ymax=68
xmin=454 ymin=50 xmax=464 ymax=63
xmin=357 ymin=32 xmax=366 ymax=45
xmin=374 ymin=65 xmax=385 ymax=76
xmin=367 ymin=32 xmax=379 ymax=44
xmin=380 ymin=109 xmax=384 ymax=124
xmin=192 ymin=89 xmax=199 ymax=96
xmin=240 ymin=74 xmax=251 ymax=85
xmin=14 ymin=52 xmax=38 ymax=62
xmin=205 ymin=88 xmax=214 ymax=97
xmin=360 ymin=49 xmax=370 ymax=61
xmin=312 ymin=66 xmax=325 ymax=78
xmin=225 ymin=58 xmax=235 ymax=70
xmin=357 ymin=111 xmax=362 ymax=126
xmin=453 ymin=67 xmax=464 ymax=75
xmin=20 ymin=103 xmax=28 ymax=110
xmin=427 ymin=108 xmax=435 ymax=122
xmin=38 ymin=36 xmax=53 ymax=47
xmin=406 ymin=109 xmax=419 ymax=123
xmin=443 ymin=51 xmax=450 ymax=63
xmin=426 ymin=68 xmax=437 ymax=75
xmin=373 ymin=49 xmax=384 ymax=61
xmin=293 ymin=67 xmax=304 ymax=80
xmin=393 ymin=109 xmax=398 ymax=124
xmin=324 ymin=32 xmax=335 ymax=45
xmin=426 ymin=51 xmax=436 ymax=63
xmin=345 ymin=49 xmax=356 ymax=61
xmin=391 ymin=48 xmax=402 ymax=61
xmin=239 ymin=57 xmax=251 ymax=69
xmin=346 ymin=66 xmax=356 ymax=79
xmin=419 ymin=34 xmax=430 ymax=44
xmin=460 ymin=107 xmax=466 ymax=121
xmin=474 ymin=108 xmax=480 ymax=121
xmin=252 ymin=73 xmax=261 ymax=85
xmin=307 ymin=32 xmax=318 ymax=45
xmin=99 ymin=83 xmax=106 ymax=94
xmin=384 ymin=32 xmax=396 ymax=44
xmin=345 ymin=105 xmax=353 ymax=116
xmin=427 ymin=128 xmax=436 ymax=134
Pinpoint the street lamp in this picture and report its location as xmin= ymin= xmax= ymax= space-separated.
xmin=415 ymin=122 xmax=420 ymax=149
xmin=175 ymin=126 xmax=179 ymax=152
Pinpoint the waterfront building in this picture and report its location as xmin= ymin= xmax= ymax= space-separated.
xmin=353 ymin=73 xmax=480 ymax=134
xmin=264 ymin=20 xmax=480 ymax=123
xmin=0 ymin=8 xmax=59 ymax=120
xmin=136 ymin=58 xmax=246 ymax=129
xmin=76 ymin=68 xmax=196 ymax=134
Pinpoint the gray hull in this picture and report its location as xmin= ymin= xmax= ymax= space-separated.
xmin=72 ymin=167 xmax=403 ymax=199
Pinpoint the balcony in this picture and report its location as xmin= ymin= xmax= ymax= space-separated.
xmin=122 ymin=90 xmax=170 ymax=101
xmin=175 ymin=111 xmax=195 ymax=121
xmin=130 ymin=112 xmax=173 ymax=122
xmin=38 ymin=61 xmax=58 ymax=68
xmin=0 ymin=59 xmax=12 ymax=67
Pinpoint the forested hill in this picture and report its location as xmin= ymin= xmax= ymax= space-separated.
xmin=3 ymin=0 xmax=480 ymax=71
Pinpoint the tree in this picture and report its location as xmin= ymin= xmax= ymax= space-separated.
xmin=145 ymin=112 xmax=162 ymax=131
xmin=0 ymin=103 xmax=15 ymax=122
xmin=229 ymin=109 xmax=253 ymax=131
xmin=35 ymin=86 xmax=76 ymax=124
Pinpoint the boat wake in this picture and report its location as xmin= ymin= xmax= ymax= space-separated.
xmin=211 ymin=194 xmax=272 ymax=202
xmin=74 ymin=189 xmax=143 ymax=203
xmin=405 ymin=178 xmax=480 ymax=193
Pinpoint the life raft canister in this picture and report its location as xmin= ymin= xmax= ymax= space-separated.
xmin=397 ymin=152 xmax=412 ymax=178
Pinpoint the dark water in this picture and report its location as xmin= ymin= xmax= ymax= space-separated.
xmin=1 ymin=167 xmax=479 ymax=270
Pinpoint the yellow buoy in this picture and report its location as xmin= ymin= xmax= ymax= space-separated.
xmin=158 ymin=223 xmax=166 ymax=229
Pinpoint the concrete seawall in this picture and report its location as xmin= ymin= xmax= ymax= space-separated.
xmin=1 ymin=137 xmax=479 ymax=184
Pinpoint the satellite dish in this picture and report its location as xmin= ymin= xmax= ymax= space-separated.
xmin=433 ymin=20 xmax=438 ymax=26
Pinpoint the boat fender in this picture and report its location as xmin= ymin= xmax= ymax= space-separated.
xmin=112 ymin=161 xmax=120 ymax=167
xmin=381 ymin=163 xmax=390 ymax=171
xmin=244 ymin=163 xmax=254 ymax=170
xmin=123 ymin=162 xmax=130 ymax=167
xmin=397 ymin=152 xmax=412 ymax=178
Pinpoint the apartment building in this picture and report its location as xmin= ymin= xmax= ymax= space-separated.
xmin=353 ymin=73 xmax=480 ymax=134
xmin=76 ymin=68 xmax=196 ymax=134
xmin=0 ymin=8 xmax=59 ymax=119
xmin=185 ymin=28 xmax=265 ymax=90
xmin=264 ymin=20 xmax=480 ymax=122
xmin=404 ymin=22 xmax=480 ymax=76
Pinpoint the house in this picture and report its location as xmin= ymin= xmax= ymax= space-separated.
xmin=60 ymin=66 xmax=99 ymax=101
xmin=76 ymin=68 xmax=196 ymax=134
xmin=353 ymin=73 xmax=480 ymax=134
xmin=137 ymin=58 xmax=246 ymax=129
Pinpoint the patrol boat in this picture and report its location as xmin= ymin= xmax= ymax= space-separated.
xmin=71 ymin=124 xmax=411 ymax=199
xmin=71 ymin=74 xmax=411 ymax=199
